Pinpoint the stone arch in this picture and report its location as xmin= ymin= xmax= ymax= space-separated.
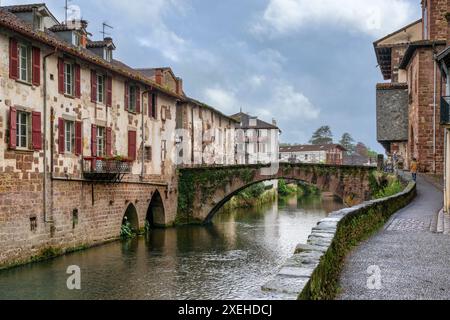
xmin=122 ymin=203 xmax=139 ymax=232
xmin=146 ymin=190 xmax=166 ymax=228
xmin=203 ymin=177 xmax=329 ymax=224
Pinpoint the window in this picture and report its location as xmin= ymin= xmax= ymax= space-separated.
xmin=161 ymin=140 xmax=167 ymax=162
xmin=97 ymin=74 xmax=105 ymax=104
xmin=97 ymin=126 xmax=106 ymax=157
xmin=104 ymin=49 xmax=112 ymax=62
xmin=65 ymin=120 xmax=75 ymax=153
xmin=73 ymin=32 xmax=81 ymax=47
xmin=145 ymin=146 xmax=152 ymax=161
xmin=64 ymin=62 xmax=74 ymax=95
xmin=16 ymin=110 xmax=30 ymax=149
xmin=18 ymin=43 xmax=31 ymax=82
xmin=128 ymin=86 xmax=137 ymax=112
xmin=30 ymin=217 xmax=37 ymax=232
xmin=34 ymin=15 xmax=43 ymax=31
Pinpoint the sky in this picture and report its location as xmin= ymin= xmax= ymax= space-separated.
xmin=4 ymin=0 xmax=422 ymax=152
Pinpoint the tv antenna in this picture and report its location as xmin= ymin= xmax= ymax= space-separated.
xmin=64 ymin=0 xmax=72 ymax=24
xmin=101 ymin=22 xmax=114 ymax=40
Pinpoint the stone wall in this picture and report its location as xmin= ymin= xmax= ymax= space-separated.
xmin=0 ymin=174 xmax=175 ymax=270
xmin=376 ymin=83 xmax=409 ymax=142
xmin=261 ymin=179 xmax=416 ymax=300
xmin=177 ymin=164 xmax=376 ymax=224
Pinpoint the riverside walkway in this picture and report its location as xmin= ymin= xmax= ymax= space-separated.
xmin=338 ymin=175 xmax=450 ymax=300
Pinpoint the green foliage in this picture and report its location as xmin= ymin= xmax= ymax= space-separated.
xmin=374 ymin=180 xmax=403 ymax=199
xmin=369 ymin=171 xmax=403 ymax=199
xmin=310 ymin=126 xmax=333 ymax=145
xmin=177 ymin=166 xmax=258 ymax=224
xmin=278 ymin=179 xmax=297 ymax=196
xmin=237 ymin=183 xmax=266 ymax=200
xmin=120 ymin=222 xmax=135 ymax=239
xmin=339 ymin=133 xmax=355 ymax=153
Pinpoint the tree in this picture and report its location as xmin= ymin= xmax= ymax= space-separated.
xmin=309 ymin=126 xmax=333 ymax=145
xmin=355 ymin=142 xmax=369 ymax=157
xmin=339 ymin=133 xmax=355 ymax=153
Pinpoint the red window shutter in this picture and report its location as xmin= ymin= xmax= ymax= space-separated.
xmin=9 ymin=107 xmax=17 ymax=149
xmin=128 ymin=130 xmax=136 ymax=161
xmin=32 ymin=47 xmax=41 ymax=86
xmin=136 ymin=86 xmax=141 ymax=113
xmin=106 ymin=76 xmax=112 ymax=108
xmin=58 ymin=118 xmax=65 ymax=154
xmin=58 ymin=58 xmax=64 ymax=94
xmin=124 ymin=82 xmax=129 ymax=111
xmin=75 ymin=121 xmax=82 ymax=156
xmin=106 ymin=127 xmax=112 ymax=157
xmin=9 ymin=38 xmax=18 ymax=80
xmin=91 ymin=124 xmax=97 ymax=157
xmin=149 ymin=93 xmax=157 ymax=118
xmin=91 ymin=70 xmax=97 ymax=103
xmin=74 ymin=64 xmax=81 ymax=98
xmin=32 ymin=111 xmax=42 ymax=150
xmin=153 ymin=93 xmax=158 ymax=119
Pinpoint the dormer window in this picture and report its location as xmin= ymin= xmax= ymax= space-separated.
xmin=73 ymin=33 xmax=81 ymax=47
xmin=104 ymin=49 xmax=112 ymax=62
xmin=34 ymin=14 xmax=43 ymax=31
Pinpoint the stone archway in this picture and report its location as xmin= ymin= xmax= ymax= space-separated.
xmin=146 ymin=191 xmax=165 ymax=228
xmin=122 ymin=203 xmax=139 ymax=232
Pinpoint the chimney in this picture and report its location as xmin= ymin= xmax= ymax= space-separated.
xmin=272 ymin=118 xmax=277 ymax=126
xmin=155 ymin=69 xmax=163 ymax=85
xmin=176 ymin=78 xmax=183 ymax=95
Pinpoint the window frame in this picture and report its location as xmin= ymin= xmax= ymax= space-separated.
xmin=128 ymin=85 xmax=137 ymax=113
xmin=161 ymin=140 xmax=167 ymax=162
xmin=17 ymin=42 xmax=31 ymax=83
xmin=64 ymin=120 xmax=76 ymax=154
xmin=64 ymin=61 xmax=74 ymax=96
xmin=16 ymin=110 xmax=30 ymax=150
xmin=97 ymin=74 xmax=105 ymax=104
xmin=96 ymin=126 xmax=106 ymax=158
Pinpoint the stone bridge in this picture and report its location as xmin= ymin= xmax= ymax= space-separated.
xmin=176 ymin=163 xmax=377 ymax=224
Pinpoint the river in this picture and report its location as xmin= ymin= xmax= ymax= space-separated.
xmin=0 ymin=194 xmax=343 ymax=300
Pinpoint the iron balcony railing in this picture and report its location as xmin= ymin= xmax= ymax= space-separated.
xmin=83 ymin=157 xmax=132 ymax=182
xmin=441 ymin=96 xmax=450 ymax=125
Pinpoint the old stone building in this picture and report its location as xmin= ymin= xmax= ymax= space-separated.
xmin=279 ymin=144 xmax=346 ymax=165
xmin=231 ymin=112 xmax=280 ymax=165
xmin=0 ymin=3 xmax=239 ymax=268
xmin=375 ymin=0 xmax=448 ymax=174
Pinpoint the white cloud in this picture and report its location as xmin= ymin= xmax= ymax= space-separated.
xmin=203 ymin=88 xmax=239 ymax=112
xmin=259 ymin=85 xmax=320 ymax=121
xmin=252 ymin=0 xmax=417 ymax=38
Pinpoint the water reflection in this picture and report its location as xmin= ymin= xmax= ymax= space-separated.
xmin=0 ymin=194 xmax=343 ymax=300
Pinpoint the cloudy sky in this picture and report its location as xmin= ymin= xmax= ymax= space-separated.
xmin=5 ymin=0 xmax=422 ymax=151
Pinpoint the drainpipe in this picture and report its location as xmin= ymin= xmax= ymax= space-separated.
xmin=433 ymin=54 xmax=437 ymax=174
xmin=140 ymin=88 xmax=151 ymax=180
xmin=43 ymin=48 xmax=57 ymax=223
xmin=444 ymin=130 xmax=448 ymax=212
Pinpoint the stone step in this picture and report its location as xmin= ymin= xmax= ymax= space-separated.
xmin=444 ymin=213 xmax=450 ymax=235
xmin=437 ymin=210 xmax=445 ymax=234
xmin=430 ymin=210 xmax=439 ymax=233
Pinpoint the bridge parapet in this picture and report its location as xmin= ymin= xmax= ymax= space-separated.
xmin=176 ymin=163 xmax=377 ymax=224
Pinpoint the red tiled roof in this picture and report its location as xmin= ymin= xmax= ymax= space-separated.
xmin=280 ymin=144 xmax=346 ymax=153
xmin=0 ymin=8 xmax=183 ymax=100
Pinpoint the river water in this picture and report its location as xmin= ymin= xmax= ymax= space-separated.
xmin=0 ymin=194 xmax=343 ymax=300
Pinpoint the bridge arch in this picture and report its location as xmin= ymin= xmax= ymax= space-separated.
xmin=204 ymin=178 xmax=333 ymax=223
xmin=146 ymin=190 xmax=166 ymax=228
xmin=122 ymin=203 xmax=139 ymax=233
xmin=177 ymin=164 xmax=375 ymax=225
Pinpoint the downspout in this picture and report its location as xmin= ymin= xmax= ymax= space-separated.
xmin=43 ymin=48 xmax=57 ymax=223
xmin=140 ymin=88 xmax=151 ymax=180
xmin=433 ymin=53 xmax=437 ymax=174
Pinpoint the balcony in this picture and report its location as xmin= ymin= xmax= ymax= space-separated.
xmin=83 ymin=157 xmax=132 ymax=182
xmin=441 ymin=96 xmax=450 ymax=126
